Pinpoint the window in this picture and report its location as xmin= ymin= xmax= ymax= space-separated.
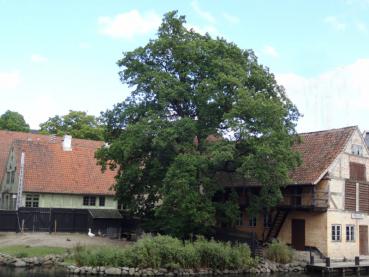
xmin=291 ymin=187 xmax=303 ymax=206
xmin=351 ymin=144 xmax=363 ymax=156
xmin=83 ymin=196 xmax=89 ymax=206
xmin=6 ymin=172 xmax=10 ymax=184
xmin=249 ymin=216 xmax=257 ymax=227
xmin=90 ymin=196 xmax=96 ymax=206
xmin=345 ymin=181 xmax=357 ymax=211
xmin=264 ymin=213 xmax=272 ymax=228
xmin=346 ymin=225 xmax=355 ymax=242
xmin=332 ymin=224 xmax=341 ymax=241
xmin=25 ymin=194 xmax=39 ymax=208
xmin=10 ymin=171 xmax=15 ymax=184
xmin=99 ymin=196 xmax=105 ymax=207
xmin=83 ymin=196 xmax=96 ymax=206
xmin=350 ymin=162 xmax=366 ymax=181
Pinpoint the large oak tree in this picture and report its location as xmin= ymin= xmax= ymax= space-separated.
xmin=96 ymin=11 xmax=300 ymax=237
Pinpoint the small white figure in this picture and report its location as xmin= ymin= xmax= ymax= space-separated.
xmin=88 ymin=228 xmax=95 ymax=238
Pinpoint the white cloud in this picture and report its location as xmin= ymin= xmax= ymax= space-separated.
xmin=31 ymin=54 xmax=48 ymax=63
xmin=276 ymin=59 xmax=369 ymax=132
xmin=356 ymin=21 xmax=367 ymax=32
xmin=324 ymin=16 xmax=346 ymax=31
xmin=262 ymin=45 xmax=279 ymax=58
xmin=191 ymin=0 xmax=215 ymax=23
xmin=186 ymin=24 xmax=219 ymax=36
xmin=98 ymin=10 xmax=161 ymax=39
xmin=344 ymin=0 xmax=369 ymax=6
xmin=0 ymin=71 xmax=20 ymax=89
xmin=222 ymin=13 xmax=240 ymax=24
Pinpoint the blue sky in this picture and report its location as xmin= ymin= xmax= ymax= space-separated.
xmin=1 ymin=0 xmax=369 ymax=132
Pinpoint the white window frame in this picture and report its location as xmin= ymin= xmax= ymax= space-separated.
xmin=346 ymin=225 xmax=355 ymax=242
xmin=25 ymin=194 xmax=39 ymax=208
xmin=332 ymin=224 xmax=341 ymax=242
xmin=351 ymin=144 xmax=363 ymax=156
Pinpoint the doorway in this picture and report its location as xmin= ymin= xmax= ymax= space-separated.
xmin=359 ymin=225 xmax=368 ymax=255
xmin=291 ymin=219 xmax=305 ymax=250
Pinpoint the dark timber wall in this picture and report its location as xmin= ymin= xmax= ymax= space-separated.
xmin=0 ymin=208 xmax=122 ymax=235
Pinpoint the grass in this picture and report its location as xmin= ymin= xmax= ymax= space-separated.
xmin=72 ymin=235 xmax=254 ymax=270
xmin=265 ymin=240 xmax=293 ymax=264
xmin=0 ymin=245 xmax=66 ymax=257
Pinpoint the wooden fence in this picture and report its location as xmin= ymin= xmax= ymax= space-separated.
xmin=0 ymin=208 xmax=119 ymax=234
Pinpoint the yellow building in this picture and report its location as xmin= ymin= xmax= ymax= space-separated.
xmin=234 ymin=126 xmax=369 ymax=259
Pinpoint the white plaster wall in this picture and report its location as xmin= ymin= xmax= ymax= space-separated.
xmin=326 ymin=210 xmax=369 ymax=259
xmin=329 ymin=179 xmax=345 ymax=210
xmin=21 ymin=193 xmax=118 ymax=209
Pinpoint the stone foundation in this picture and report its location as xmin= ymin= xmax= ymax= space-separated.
xmin=0 ymin=253 xmax=307 ymax=275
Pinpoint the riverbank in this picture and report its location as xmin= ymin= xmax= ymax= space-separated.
xmin=0 ymin=252 xmax=307 ymax=275
xmin=0 ymin=233 xmax=308 ymax=275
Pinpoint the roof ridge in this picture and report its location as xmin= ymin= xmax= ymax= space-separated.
xmin=0 ymin=129 xmax=104 ymax=143
xmin=298 ymin=125 xmax=357 ymax=136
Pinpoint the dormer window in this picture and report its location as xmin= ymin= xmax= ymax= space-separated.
xmin=6 ymin=170 xmax=15 ymax=184
xmin=10 ymin=171 xmax=15 ymax=184
xmin=6 ymin=172 xmax=10 ymax=184
xmin=351 ymin=144 xmax=363 ymax=156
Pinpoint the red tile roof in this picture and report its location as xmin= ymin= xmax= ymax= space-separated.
xmin=0 ymin=126 xmax=358 ymax=194
xmin=290 ymin=126 xmax=357 ymax=185
xmin=218 ymin=126 xmax=357 ymax=187
xmin=0 ymin=130 xmax=115 ymax=195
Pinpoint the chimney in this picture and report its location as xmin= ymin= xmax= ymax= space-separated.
xmin=364 ymin=131 xmax=369 ymax=148
xmin=62 ymin=135 xmax=72 ymax=151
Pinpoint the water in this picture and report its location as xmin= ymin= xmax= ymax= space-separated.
xmin=0 ymin=267 xmax=68 ymax=277
xmin=0 ymin=267 xmax=365 ymax=277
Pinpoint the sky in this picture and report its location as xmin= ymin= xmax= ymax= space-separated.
xmin=1 ymin=0 xmax=369 ymax=132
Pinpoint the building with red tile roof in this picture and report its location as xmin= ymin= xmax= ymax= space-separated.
xmin=0 ymin=130 xmax=117 ymax=210
xmin=232 ymin=126 xmax=369 ymax=259
xmin=2 ymin=126 xmax=369 ymax=259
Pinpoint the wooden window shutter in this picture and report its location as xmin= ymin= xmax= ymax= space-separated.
xmin=345 ymin=181 xmax=356 ymax=211
xmin=359 ymin=183 xmax=369 ymax=213
xmin=350 ymin=162 xmax=366 ymax=182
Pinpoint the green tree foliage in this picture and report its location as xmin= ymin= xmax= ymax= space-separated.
xmin=96 ymin=11 xmax=300 ymax=237
xmin=0 ymin=110 xmax=30 ymax=132
xmin=40 ymin=110 xmax=104 ymax=141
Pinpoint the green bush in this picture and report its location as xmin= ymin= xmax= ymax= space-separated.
xmin=193 ymin=236 xmax=252 ymax=270
xmin=72 ymin=235 xmax=253 ymax=270
xmin=265 ymin=240 xmax=293 ymax=264
xmin=15 ymin=252 xmax=28 ymax=258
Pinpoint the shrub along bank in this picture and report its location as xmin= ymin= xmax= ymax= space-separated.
xmin=73 ymin=235 xmax=254 ymax=270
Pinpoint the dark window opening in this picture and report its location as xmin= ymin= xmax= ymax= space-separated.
xmin=264 ymin=213 xmax=272 ymax=228
xmin=332 ymin=224 xmax=341 ymax=241
xmin=346 ymin=225 xmax=355 ymax=242
xmin=6 ymin=172 xmax=10 ymax=184
xmin=291 ymin=187 xmax=303 ymax=206
xmin=10 ymin=171 xmax=15 ymax=184
xmin=83 ymin=196 xmax=96 ymax=206
xmin=25 ymin=194 xmax=39 ymax=208
xmin=99 ymin=196 xmax=105 ymax=207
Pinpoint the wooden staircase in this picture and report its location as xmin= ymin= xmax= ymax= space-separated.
xmin=264 ymin=210 xmax=289 ymax=242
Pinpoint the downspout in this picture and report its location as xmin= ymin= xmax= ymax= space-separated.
xmin=16 ymin=152 xmax=25 ymax=211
